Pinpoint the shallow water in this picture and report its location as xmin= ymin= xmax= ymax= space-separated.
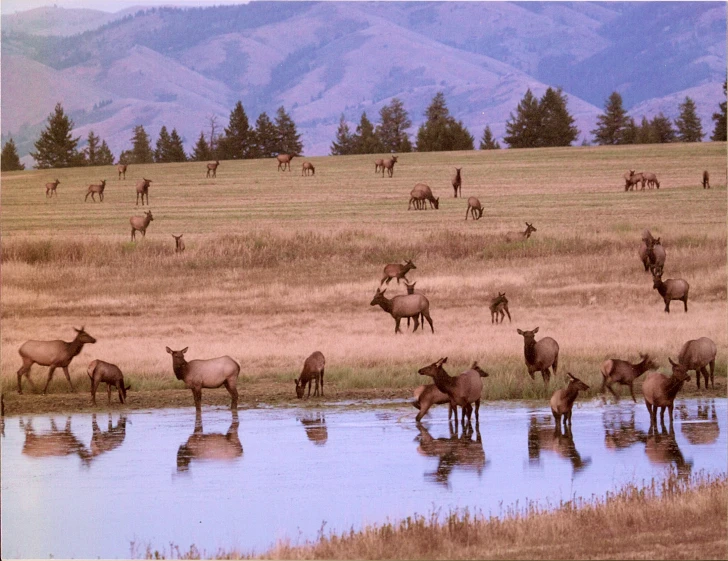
xmin=2 ymin=398 xmax=726 ymax=559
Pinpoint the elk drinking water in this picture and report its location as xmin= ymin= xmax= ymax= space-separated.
xmin=45 ymin=179 xmax=60 ymax=198
xmin=17 ymin=327 xmax=96 ymax=394
xmin=370 ymin=288 xmax=434 ymax=334
xmin=301 ymin=162 xmax=315 ymax=176
xmin=489 ymin=292 xmax=511 ymax=324
xmin=381 ymin=156 xmax=397 ymax=177
xmin=465 ymin=196 xmax=483 ymax=220
xmin=87 ymin=359 xmax=130 ymax=405
xmin=380 ymin=259 xmax=416 ymax=286
xmin=452 ymin=168 xmax=462 ymax=197
xmin=165 ymin=347 xmax=240 ymax=411
xmin=135 ymin=178 xmax=152 ymax=205
xmin=651 ymin=267 xmax=689 ymax=313
xmin=678 ymin=337 xmax=717 ymax=389
xmin=206 ymin=160 xmax=220 ymax=178
xmin=118 ymin=164 xmax=128 ymax=179
xmin=130 ymin=211 xmax=154 ymax=241
xmin=600 ymin=353 xmax=658 ymax=402
xmin=550 ymin=373 xmax=590 ymax=429
xmin=412 ymin=383 xmax=452 ymax=422
xmin=276 ymin=154 xmax=295 ymax=171
xmin=517 ymin=327 xmax=559 ymax=385
xmin=172 ymin=234 xmax=185 ymax=253
xmin=85 ymin=180 xmax=106 ymax=202
xmin=294 ymin=351 xmax=325 ymax=399
xmin=505 ymin=222 xmax=536 ymax=242
xmin=642 ymin=358 xmax=691 ymax=428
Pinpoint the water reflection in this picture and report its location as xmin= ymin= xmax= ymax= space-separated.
xmin=176 ymin=411 xmax=243 ymax=472
xmin=416 ymin=423 xmax=487 ymax=487
xmin=678 ymin=400 xmax=720 ymax=445
xmin=90 ymin=413 xmax=128 ymax=459
xmin=527 ymin=415 xmax=591 ymax=474
xmin=644 ymin=425 xmax=692 ymax=478
xmin=297 ymin=412 xmax=328 ymax=446
xmin=20 ymin=417 xmax=91 ymax=465
xmin=603 ymin=407 xmax=647 ymax=452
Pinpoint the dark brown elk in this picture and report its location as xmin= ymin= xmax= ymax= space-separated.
xmin=17 ymin=327 xmax=96 ymax=394
xmin=505 ymin=222 xmax=536 ymax=242
xmin=20 ymin=417 xmax=91 ymax=464
xmin=294 ymin=351 xmax=325 ymax=398
xmin=135 ymin=178 xmax=152 ymax=205
xmin=130 ymin=210 xmax=154 ymax=241
xmin=641 ymin=229 xmax=654 ymax=245
xmin=678 ymin=337 xmax=717 ymax=389
xmin=85 ymin=180 xmax=106 ymax=202
xmin=117 ymin=164 xmax=128 ymax=180
xmin=90 ymin=413 xmax=128 ymax=458
xmin=600 ymin=353 xmax=658 ymax=402
xmin=87 ymin=359 xmax=130 ymax=405
xmin=642 ymin=358 xmax=690 ymax=427
xmin=638 ymin=240 xmax=651 ymax=271
xmin=516 ymin=327 xmax=559 ymax=385
xmin=301 ymin=162 xmax=315 ymax=176
xmin=489 ymin=292 xmax=511 ymax=324
xmin=702 ymin=170 xmax=710 ymax=189
xmin=177 ymin=410 xmax=242 ymax=472
xmin=45 ymin=179 xmax=60 ymax=198
xmin=370 ymin=288 xmax=434 ymax=334
xmin=417 ymin=358 xmax=489 ymax=427
xmin=416 ymin=424 xmax=486 ymax=486
xmin=452 ymin=168 xmax=462 ymax=197
xmin=413 ymin=383 xmax=452 ymax=422
xmin=166 ymin=346 xmax=240 ymax=410
xmin=528 ymin=415 xmax=590 ymax=473
xmin=408 ymin=183 xmax=439 ymax=210
xmin=647 ymin=237 xmax=666 ymax=269
xmin=172 ymin=234 xmax=185 ymax=253
xmin=465 ymin=196 xmax=482 ymax=220
xmin=651 ymin=267 xmax=689 ymax=313
xmin=642 ymin=172 xmax=660 ymax=189
xmin=374 ymin=159 xmax=384 ymax=173
xmin=276 ymin=154 xmax=295 ymax=171
xmin=381 ymin=156 xmax=398 ymax=177
xmin=297 ymin=412 xmax=328 ymax=446
xmin=206 ymin=160 xmax=220 ymax=178
xmin=623 ymin=169 xmax=635 ymax=190
xmin=380 ymin=259 xmax=416 ymax=286
xmin=550 ymin=373 xmax=590 ymax=429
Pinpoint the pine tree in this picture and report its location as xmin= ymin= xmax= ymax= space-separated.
xmin=637 ymin=116 xmax=652 ymax=144
xmin=650 ymin=113 xmax=676 ymax=143
xmin=711 ymin=80 xmax=727 ymax=142
xmin=592 ymin=92 xmax=629 ymax=145
xmin=479 ymin=126 xmax=501 ymax=150
xmin=154 ymin=126 xmax=172 ymax=162
xmin=30 ymin=102 xmax=82 ymax=168
xmin=191 ymin=131 xmax=212 ymax=161
xmin=96 ymin=140 xmax=115 ymax=165
xmin=219 ymin=101 xmax=252 ymax=159
xmin=1 ymin=138 xmax=25 ymax=171
xmin=503 ymin=89 xmax=542 ymax=148
xmin=253 ymin=112 xmax=278 ymax=158
xmin=130 ymin=125 xmax=154 ymax=164
xmin=274 ymin=106 xmax=303 ymax=155
xmin=330 ymin=115 xmax=354 ymax=156
xmin=621 ymin=118 xmax=639 ymax=145
xmin=168 ymin=129 xmax=187 ymax=162
xmin=539 ymin=87 xmax=579 ymax=147
xmin=675 ymin=97 xmax=703 ymax=142
xmin=352 ymin=112 xmax=383 ymax=154
xmin=375 ymin=98 xmax=412 ymax=153
xmin=83 ymin=130 xmax=101 ymax=166
xmin=416 ymin=92 xmax=474 ymax=152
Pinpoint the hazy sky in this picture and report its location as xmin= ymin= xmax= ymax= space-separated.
xmin=1 ymin=0 xmax=252 ymax=15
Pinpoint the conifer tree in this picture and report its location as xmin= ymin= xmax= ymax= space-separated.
xmin=637 ymin=116 xmax=652 ymax=144
xmin=416 ymin=92 xmax=474 ymax=152
xmin=592 ymin=92 xmax=629 ymax=145
xmin=96 ymin=140 xmax=115 ymax=165
xmin=1 ymin=138 xmax=25 ymax=171
xmin=83 ymin=130 xmax=101 ymax=166
xmin=621 ymin=118 xmax=639 ymax=145
xmin=539 ymin=87 xmax=579 ymax=147
xmin=352 ymin=112 xmax=383 ymax=154
xmin=274 ymin=106 xmax=303 ymax=155
xmin=168 ymin=129 xmax=187 ymax=162
xmin=219 ymin=101 xmax=252 ymax=159
xmin=711 ymin=80 xmax=727 ymax=141
xmin=675 ymin=97 xmax=703 ymax=142
xmin=503 ymin=89 xmax=542 ymax=148
xmin=191 ymin=131 xmax=212 ymax=161
xmin=154 ymin=126 xmax=173 ymax=162
xmin=129 ymin=125 xmax=154 ymax=164
xmin=375 ymin=98 xmax=412 ymax=153
xmin=650 ymin=113 xmax=676 ymax=143
xmin=30 ymin=103 xmax=82 ymax=168
xmin=479 ymin=126 xmax=500 ymax=150
xmin=253 ymin=112 xmax=278 ymax=158
xmin=330 ymin=115 xmax=355 ymax=156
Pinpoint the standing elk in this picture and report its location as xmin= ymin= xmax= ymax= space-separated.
xmin=625 ymin=172 xmax=645 ymax=191
xmin=465 ymin=196 xmax=483 ymax=220
xmin=177 ymin=410 xmax=243 ymax=472
xmin=206 ymin=160 xmax=220 ymax=178
xmin=130 ymin=211 xmax=154 ymax=241
xmin=166 ymin=346 xmax=240 ymax=411
xmin=85 ymin=180 xmax=106 ymax=202
xmin=678 ymin=337 xmax=717 ymax=389
xmin=600 ymin=353 xmax=658 ymax=402
xmin=276 ymin=154 xmax=295 ymax=171
xmin=408 ymin=183 xmax=439 ymax=210
xmin=370 ymin=288 xmax=434 ymax=334
xmin=452 ymin=168 xmax=462 ymax=197
xmin=702 ymin=170 xmax=710 ymax=189
xmin=117 ymin=164 xmax=128 ymax=180
xmin=651 ymin=267 xmax=689 ymax=313
xmin=381 ymin=156 xmax=398 ymax=178
xmin=647 ymin=237 xmax=666 ymax=270
xmin=504 ymin=222 xmax=536 ymax=242
xmin=642 ymin=358 xmax=691 ymax=428
xmin=87 ymin=359 xmax=130 ymax=405
xmin=301 ymin=162 xmax=315 ymax=176
xmin=374 ymin=159 xmax=384 ymax=173
xmin=45 ymin=179 xmax=60 ymax=198
xmin=380 ymin=259 xmax=416 ymax=286
xmin=642 ymin=172 xmax=660 ymax=189
xmin=489 ymin=292 xmax=511 ymax=324
xmin=623 ymin=170 xmax=635 ymax=190
xmin=413 ymin=383 xmax=452 ymax=422
xmin=550 ymin=373 xmax=590 ymax=429
xmin=517 ymin=327 xmax=559 ymax=385
xmin=135 ymin=178 xmax=152 ymax=206
xmin=294 ymin=351 xmax=325 ymax=398
xmin=17 ymin=327 xmax=97 ymax=394
xmin=172 ymin=234 xmax=185 ymax=253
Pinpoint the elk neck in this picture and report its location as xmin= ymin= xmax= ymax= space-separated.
xmin=524 ymin=339 xmax=537 ymax=365
xmin=665 ymin=375 xmax=687 ymax=399
xmin=172 ymin=359 xmax=189 ymax=381
xmin=432 ymin=367 xmax=456 ymax=396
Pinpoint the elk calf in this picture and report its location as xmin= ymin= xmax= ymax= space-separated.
xmin=489 ymin=293 xmax=511 ymax=324
xmin=301 ymin=162 xmax=315 ymax=176
xmin=678 ymin=337 xmax=717 ymax=389
xmin=381 ymin=156 xmax=398 ymax=178
xmin=85 ymin=180 xmax=107 ymax=202
xmin=130 ymin=211 xmax=154 ymax=241
xmin=517 ymin=327 xmax=559 ymax=385
xmin=294 ymin=351 xmax=325 ymax=398
xmin=452 ymin=168 xmax=462 ymax=197
xmin=600 ymin=353 xmax=658 ymax=402
xmin=702 ymin=170 xmax=710 ymax=189
xmin=87 ymin=359 xmax=130 ymax=405
xmin=380 ymin=259 xmax=416 ymax=285
xmin=117 ymin=164 xmax=128 ymax=180
xmin=206 ymin=160 xmax=220 ymax=178
xmin=505 ymin=222 xmax=536 ymax=242
xmin=465 ymin=196 xmax=482 ymax=220
xmin=642 ymin=358 xmax=690 ymax=427
xmin=408 ymin=183 xmax=439 ymax=210
xmin=45 ymin=179 xmax=60 ymax=198
xmin=550 ymin=373 xmax=589 ymax=429
xmin=172 ymin=234 xmax=185 ymax=253
xmin=412 ymin=383 xmax=452 ymax=422
xmin=135 ymin=178 xmax=152 ymax=206
xmin=370 ymin=288 xmax=434 ymax=334
xmin=651 ymin=268 xmax=689 ymax=313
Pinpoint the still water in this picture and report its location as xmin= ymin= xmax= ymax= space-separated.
xmin=2 ymin=398 xmax=726 ymax=559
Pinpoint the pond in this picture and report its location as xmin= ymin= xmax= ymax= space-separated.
xmin=1 ymin=397 xmax=725 ymax=559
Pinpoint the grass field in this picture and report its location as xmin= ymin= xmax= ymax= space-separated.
xmin=1 ymin=142 xmax=726 ymax=411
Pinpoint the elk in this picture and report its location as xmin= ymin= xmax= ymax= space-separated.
xmin=301 ymin=161 xmax=315 ymax=176
xmin=404 ymin=280 xmax=424 ymax=329
xmin=276 ymin=154 xmax=295 ymax=171
xmin=298 ymin=412 xmax=328 ymax=446
xmin=90 ymin=413 xmax=128 ymax=459
xmin=408 ymin=183 xmax=439 ymax=210
xmin=172 ymin=234 xmax=185 ymax=253
xmin=625 ymin=172 xmax=645 ymax=191
xmin=465 ymin=196 xmax=483 ymax=220
xmin=678 ymin=337 xmax=717 ymax=389
xmin=380 ymin=259 xmax=416 ymax=286
xmin=412 ymin=383 xmax=452 ymax=422
xmin=623 ymin=169 xmax=635 ymax=190
xmin=418 ymin=358 xmax=489 ymax=427
xmin=381 ymin=156 xmax=398 ymax=177
xmin=550 ymin=373 xmax=590 ymax=429
xmin=206 ymin=160 xmax=220 ymax=178
xmin=374 ymin=159 xmax=384 ymax=173
xmin=177 ymin=410 xmax=242 ymax=472
xmin=648 ymin=237 xmax=666 ymax=269
xmin=370 ymin=288 xmax=434 ymax=334
xmin=600 ymin=353 xmax=658 ymax=402
xmin=87 ymin=359 xmax=130 ymax=405
xmin=17 ymin=327 xmax=96 ymax=394
xmin=504 ymin=222 xmax=536 ymax=242
xmin=130 ymin=210 xmax=154 ymax=241
xmin=642 ymin=358 xmax=691 ymax=427
xmin=702 ymin=170 xmax=710 ymax=189
xmin=135 ymin=178 xmax=152 ymax=205
xmin=294 ymin=351 xmax=325 ymax=398
xmin=642 ymin=172 xmax=660 ymax=189
xmin=452 ymin=168 xmax=462 ymax=197
xmin=117 ymin=164 xmax=128 ymax=180
xmin=85 ymin=179 xmax=106 ymax=202
xmin=489 ymin=292 xmax=511 ymax=324
xmin=651 ymin=267 xmax=689 ymax=313
xmin=517 ymin=327 xmax=559 ymax=385
xmin=45 ymin=179 xmax=60 ymax=198
xmin=165 ymin=346 xmax=240 ymax=410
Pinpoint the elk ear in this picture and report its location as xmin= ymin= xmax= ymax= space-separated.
xmin=533 ymin=326 xmax=539 ymax=333
xmin=471 ymin=361 xmax=478 ymax=369
xmin=567 ymin=372 xmax=576 ymax=380
xmin=669 ymin=357 xmax=677 ymax=367
xmin=516 ymin=329 xmax=524 ymax=335
xmin=180 ymin=347 xmax=188 ymax=354
xmin=166 ymin=347 xmax=173 ymax=354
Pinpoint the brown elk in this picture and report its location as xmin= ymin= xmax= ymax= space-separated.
xmin=517 ymin=327 xmax=559 ymax=385
xmin=20 ymin=417 xmax=91 ymax=464
xmin=452 ymin=168 xmax=462 ymax=197
xmin=117 ymin=164 xmax=128 ymax=180
xmin=625 ymin=172 xmax=645 ymax=191
xmin=135 ymin=178 xmax=152 ymax=205
xmin=17 ymin=327 xmax=96 ymax=394
xmin=166 ymin=347 xmax=240 ymax=411
xmin=465 ymin=196 xmax=482 ymax=220
xmin=85 ymin=180 xmax=106 ymax=202
xmin=177 ymin=410 xmax=243 ymax=472
xmin=370 ymin=288 xmax=434 ymax=334
xmin=206 ymin=160 xmax=220 ymax=178
xmin=702 ymin=170 xmax=710 ymax=189
xmin=294 ymin=351 xmax=325 ymax=399
xmin=301 ymin=162 xmax=315 ymax=176
xmin=408 ymin=183 xmax=439 ymax=210
xmin=404 ymin=280 xmax=424 ymax=329
xmin=87 ymin=359 xmax=130 ymax=405
xmin=298 ymin=412 xmax=328 ymax=446
xmin=528 ymin=415 xmax=590 ymax=473
xmin=416 ymin=424 xmax=486 ymax=486
xmin=550 ymin=373 xmax=590 ymax=429
xmin=380 ymin=259 xmax=416 ymax=286
xmin=45 ymin=179 xmax=60 ymax=198
xmin=381 ymin=156 xmax=398 ymax=178
xmin=651 ymin=267 xmax=689 ymax=313
xmin=413 ymin=383 xmax=452 ymax=422
xmin=276 ymin=154 xmax=295 ymax=171
xmin=641 ymin=229 xmax=654 ymax=245
xmin=678 ymin=337 xmax=717 ymax=389
xmin=504 ymin=222 xmax=536 ymax=242
xmin=642 ymin=172 xmax=660 ymax=189
xmin=90 ymin=413 xmax=128 ymax=459
xmin=623 ymin=170 xmax=635 ymax=190
xmin=642 ymin=358 xmax=690 ymax=427
xmin=130 ymin=210 xmax=154 ymax=241
xmin=648 ymin=237 xmax=666 ymax=269
xmin=489 ymin=292 xmax=511 ymax=324
xmin=172 ymin=234 xmax=185 ymax=253
xmin=600 ymin=353 xmax=658 ymax=402
xmin=374 ymin=159 xmax=384 ymax=173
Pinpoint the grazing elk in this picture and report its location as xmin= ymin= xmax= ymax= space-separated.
xmin=504 ymin=222 xmax=536 ymax=242
xmin=380 ymin=259 xmax=416 ymax=286
xmin=625 ymin=172 xmax=645 ymax=191
xmin=276 ymin=154 xmax=295 ymax=171
xmin=408 ymin=183 xmax=439 ymax=210
xmin=528 ymin=415 xmax=591 ymax=473
xmin=452 ymin=168 xmax=462 ymax=197
xmin=413 ymin=383 xmax=452 ymax=422
xmin=651 ymin=267 xmax=689 ymax=313
xmin=381 ymin=156 xmax=398 ymax=177
xmin=298 ymin=412 xmax=328 ymax=446
xmin=416 ymin=424 xmax=486 ymax=486
xmin=517 ymin=327 xmax=559 ymax=385
xmin=294 ymin=351 xmax=325 ymax=398
xmin=678 ymin=337 xmax=717 ymax=389
xmin=130 ymin=210 xmax=154 ymax=241
xmin=370 ymin=288 xmax=434 ymax=334
xmin=20 ymin=417 xmax=91 ymax=464
xmin=90 ymin=413 xmax=128 ymax=459
xmin=87 ymin=359 xmax=130 ymax=405
xmin=623 ymin=170 xmax=635 ymax=190
xmin=166 ymin=346 xmax=240 ymax=411
xmin=17 ymin=327 xmax=96 ymax=394
xmin=85 ymin=180 xmax=107 ymax=202
xmin=702 ymin=170 xmax=710 ymax=189
xmin=642 ymin=172 xmax=660 ymax=189
xmin=172 ymin=234 xmax=185 ymax=253
xmin=177 ymin=410 xmax=243 ymax=472
xmin=206 ymin=160 xmax=220 ymax=178
xmin=600 ymin=353 xmax=658 ymax=402
xmin=642 ymin=358 xmax=691 ymax=428
xmin=489 ymin=292 xmax=511 ymax=324
xmin=117 ymin=164 xmax=128 ymax=180
xmin=418 ymin=358 xmax=489 ymax=427
xmin=550 ymin=373 xmax=589 ymax=429
xmin=465 ymin=196 xmax=483 ymax=220
xmin=374 ymin=159 xmax=384 ymax=173
xmin=301 ymin=162 xmax=315 ymax=176
xmin=135 ymin=178 xmax=152 ymax=205
xmin=45 ymin=179 xmax=60 ymax=198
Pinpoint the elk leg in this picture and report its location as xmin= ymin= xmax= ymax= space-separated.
xmin=628 ymin=383 xmax=636 ymax=403
xmin=107 ymin=383 xmax=113 ymax=404
xmin=664 ymin=299 xmax=670 ymax=313
xmin=394 ymin=318 xmax=402 ymax=334
xmin=118 ymin=382 xmax=125 ymax=404
xmin=695 ymin=368 xmax=701 ymax=389
xmin=224 ymin=379 xmax=238 ymax=410
xmin=43 ymin=366 xmax=58 ymax=394
xmin=423 ymin=312 xmax=434 ymax=334
xmin=412 ymin=315 xmax=420 ymax=332
xmin=100 ymin=193 xmax=104 ymax=202
xmin=682 ymin=297 xmax=688 ymax=312
xmin=62 ymin=367 xmax=75 ymax=392
xmin=474 ymin=400 xmax=480 ymax=424
xmin=91 ymin=378 xmax=99 ymax=405
xmin=709 ymin=360 xmax=715 ymax=388
xmin=192 ymin=388 xmax=202 ymax=410
xmin=320 ymin=369 xmax=324 ymax=396
xmin=542 ymin=369 xmax=551 ymax=386
xmin=313 ymin=375 xmax=319 ymax=397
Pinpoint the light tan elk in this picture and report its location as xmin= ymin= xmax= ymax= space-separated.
xmin=550 ymin=373 xmax=590 ymax=429
xmin=85 ymin=179 xmax=106 ymax=202
xmin=20 ymin=417 xmax=91 ymax=464
xmin=642 ymin=172 xmax=660 ymax=189
xmin=517 ymin=327 xmax=559 ymax=385
xmin=166 ymin=346 xmax=240 ymax=410
xmin=45 ymin=179 xmax=60 ymax=198
xmin=172 ymin=234 xmax=185 ymax=253
xmin=380 ymin=259 xmax=416 ymax=286
xmin=117 ymin=164 xmax=128 ymax=180
xmin=298 ymin=412 xmax=328 ymax=446
xmin=301 ymin=161 xmax=315 ymax=176
xmin=130 ymin=210 xmax=154 ymax=241
xmin=702 ymin=170 xmax=710 ymax=189
xmin=87 ymin=359 xmax=130 ymax=405
xmin=651 ymin=267 xmax=689 ymax=313
xmin=17 ymin=327 xmax=96 ymax=394
xmin=294 ymin=351 xmax=325 ymax=398
xmin=452 ymin=168 xmax=462 ymax=197
xmin=374 ymin=158 xmax=384 ymax=173
xmin=135 ymin=178 xmax=152 ymax=205
xmin=678 ymin=337 xmax=717 ymax=389
xmin=370 ymin=288 xmax=434 ymax=334
xmin=642 ymin=358 xmax=690 ymax=427
xmin=413 ymin=383 xmax=452 ymax=422
xmin=90 ymin=413 xmax=128 ymax=459
xmin=489 ymin=292 xmax=511 ymax=324
xmin=408 ymin=183 xmax=439 ymax=210
xmin=465 ymin=196 xmax=482 ymax=220
xmin=206 ymin=160 xmax=220 ymax=178
xmin=276 ymin=154 xmax=295 ymax=171
xmin=381 ymin=156 xmax=398 ymax=177
xmin=625 ymin=172 xmax=645 ymax=191
xmin=505 ymin=222 xmax=536 ymax=242
xmin=600 ymin=353 xmax=658 ymax=402
xmin=416 ymin=424 xmax=486 ymax=486
xmin=177 ymin=411 xmax=242 ymax=472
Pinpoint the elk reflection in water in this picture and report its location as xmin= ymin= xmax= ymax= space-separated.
xmin=645 ymin=424 xmax=692 ymax=478
xmin=603 ymin=407 xmax=648 ymax=452
xmin=416 ymin=423 xmax=487 ymax=487
xmin=527 ymin=415 xmax=591 ymax=474
xmin=297 ymin=412 xmax=328 ymax=446
xmin=678 ymin=400 xmax=720 ymax=445
xmin=177 ymin=411 xmax=243 ymax=472
xmin=20 ymin=417 xmax=91 ymax=465
xmin=90 ymin=413 xmax=128 ymax=459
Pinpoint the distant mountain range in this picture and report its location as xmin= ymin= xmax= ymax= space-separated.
xmin=1 ymin=2 xmax=725 ymax=164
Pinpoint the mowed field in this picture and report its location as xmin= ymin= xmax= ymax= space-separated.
xmin=1 ymin=142 xmax=726 ymax=409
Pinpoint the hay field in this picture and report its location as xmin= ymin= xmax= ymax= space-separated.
xmin=1 ymin=142 xmax=726 ymax=403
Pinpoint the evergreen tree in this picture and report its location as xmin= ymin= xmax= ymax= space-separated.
xmin=621 ymin=118 xmax=639 ymax=145
xmin=253 ymin=112 xmax=278 ymax=158
xmin=592 ymin=92 xmax=629 ymax=145
xmin=479 ymin=126 xmax=501 ymax=150
xmin=274 ymin=106 xmax=303 ymax=155
xmin=352 ymin=112 xmax=383 ymax=154
xmin=637 ymin=116 xmax=652 ymax=144
xmin=96 ymin=140 xmax=115 ymax=165
xmin=674 ymin=97 xmax=703 ymax=142
xmin=330 ymin=115 xmax=355 ymax=156
xmin=154 ymin=126 xmax=172 ymax=162
xmin=191 ymin=131 xmax=212 ymax=161
xmin=1 ymin=138 xmax=25 ymax=171
xmin=168 ymin=129 xmax=187 ymax=162
xmin=503 ymin=89 xmax=542 ymax=148
xmin=118 ymin=150 xmax=132 ymax=165
xmin=375 ymin=98 xmax=412 ymax=153
xmin=539 ymin=87 xmax=579 ymax=147
xmin=711 ymin=80 xmax=727 ymax=141
xmin=416 ymin=92 xmax=474 ymax=152
xmin=129 ymin=125 xmax=154 ymax=164
xmin=83 ymin=130 xmax=101 ymax=166
xmin=650 ymin=113 xmax=676 ymax=143
xmin=218 ymin=101 xmax=252 ymax=159
xmin=30 ymin=102 xmax=82 ymax=168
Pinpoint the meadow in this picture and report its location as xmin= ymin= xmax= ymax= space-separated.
xmin=1 ymin=142 xmax=726 ymax=411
